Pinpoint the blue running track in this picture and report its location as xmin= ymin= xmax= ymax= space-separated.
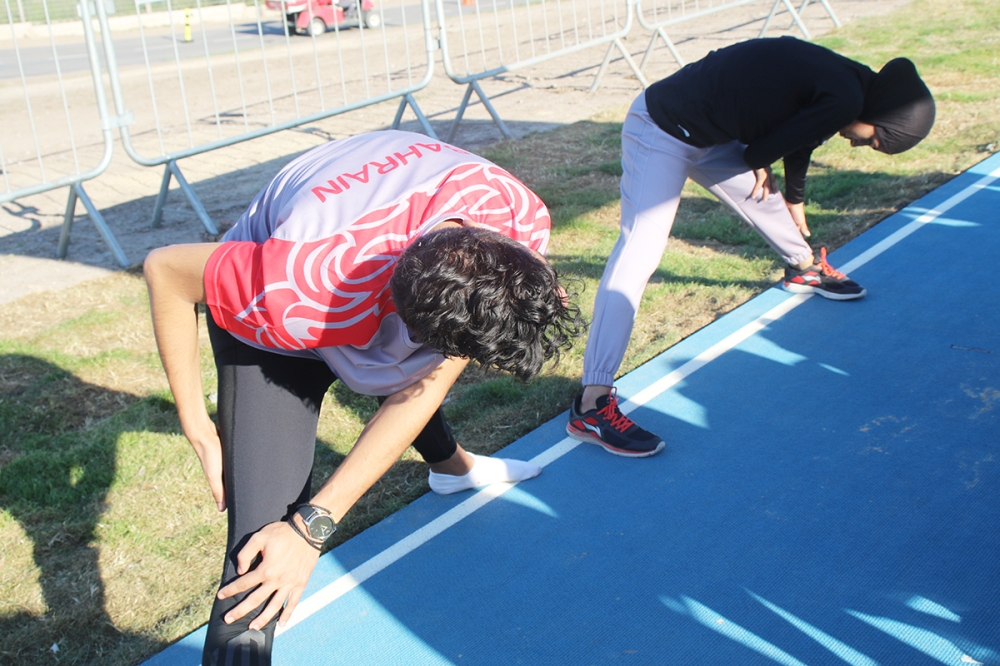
xmin=147 ymin=152 xmax=1000 ymax=666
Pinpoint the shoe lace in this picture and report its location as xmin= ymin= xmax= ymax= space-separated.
xmin=816 ymin=247 xmax=847 ymax=280
xmin=597 ymin=389 xmax=634 ymax=433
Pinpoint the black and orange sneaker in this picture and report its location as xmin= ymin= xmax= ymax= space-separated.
xmin=782 ymin=247 xmax=866 ymax=300
xmin=566 ymin=389 xmax=665 ymax=458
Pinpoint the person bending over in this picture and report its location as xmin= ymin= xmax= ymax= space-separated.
xmin=144 ymin=130 xmax=584 ymax=666
xmin=567 ymin=37 xmax=935 ymax=458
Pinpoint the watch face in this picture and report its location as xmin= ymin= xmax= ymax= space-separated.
xmin=307 ymin=514 xmax=336 ymax=540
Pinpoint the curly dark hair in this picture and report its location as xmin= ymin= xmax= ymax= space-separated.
xmin=391 ymin=226 xmax=586 ymax=382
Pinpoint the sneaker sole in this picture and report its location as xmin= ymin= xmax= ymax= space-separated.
xmin=782 ymin=282 xmax=867 ymax=301
xmin=565 ymin=424 xmax=665 ymax=458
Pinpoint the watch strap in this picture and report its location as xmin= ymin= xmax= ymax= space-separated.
xmin=287 ymin=517 xmax=323 ymax=551
xmin=291 ymin=503 xmax=337 ymax=547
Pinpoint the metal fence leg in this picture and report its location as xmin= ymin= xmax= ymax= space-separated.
xmin=472 ymin=81 xmax=513 ymax=140
xmin=759 ymin=0 xmax=781 ymax=37
xmin=592 ymin=38 xmax=649 ymax=92
xmin=760 ymin=0 xmax=810 ymax=39
xmin=58 ymin=186 xmax=78 ymax=260
xmin=816 ymin=0 xmax=841 ymax=27
xmin=151 ymin=164 xmax=172 ymax=229
xmin=792 ymin=0 xmax=811 ymax=28
xmin=640 ymin=27 xmax=685 ymax=74
xmin=391 ymin=93 xmax=439 ymax=139
xmin=447 ymin=81 xmax=513 ymax=144
xmin=591 ymin=42 xmax=617 ymax=92
xmin=170 ymin=162 xmax=219 ymax=236
xmin=784 ymin=0 xmax=812 ymax=39
xmin=789 ymin=0 xmax=840 ymax=28
xmin=446 ymin=84 xmax=476 ymax=144
xmin=151 ymin=160 xmax=219 ymax=235
xmin=59 ymin=182 xmax=129 ymax=267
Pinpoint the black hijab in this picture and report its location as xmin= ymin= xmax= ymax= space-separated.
xmin=859 ymin=58 xmax=936 ymax=154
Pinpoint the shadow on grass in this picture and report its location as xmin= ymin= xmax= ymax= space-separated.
xmin=0 ymin=351 xmax=467 ymax=664
xmin=444 ymin=372 xmax=581 ymax=449
xmin=0 ymin=354 xmax=179 ymax=665
xmin=547 ymin=252 xmax=778 ymax=291
xmin=673 ymin=168 xmax=956 ymax=252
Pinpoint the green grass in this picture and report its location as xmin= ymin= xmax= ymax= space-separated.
xmin=2 ymin=0 xmax=1000 ymax=662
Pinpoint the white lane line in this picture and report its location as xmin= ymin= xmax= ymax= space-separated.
xmin=619 ymin=293 xmax=811 ymax=416
xmin=840 ymin=166 xmax=1000 ymax=275
xmin=280 ymin=482 xmax=516 ymax=633
xmin=282 ymin=161 xmax=1000 ymax=633
xmin=279 ymin=437 xmax=586 ymax=633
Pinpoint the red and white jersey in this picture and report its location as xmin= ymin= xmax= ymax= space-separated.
xmin=205 ymin=130 xmax=551 ymax=395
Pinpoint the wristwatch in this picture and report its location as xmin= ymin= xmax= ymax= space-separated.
xmin=290 ymin=503 xmax=337 ymax=550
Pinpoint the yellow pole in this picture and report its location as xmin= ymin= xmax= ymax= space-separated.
xmin=184 ymin=8 xmax=193 ymax=42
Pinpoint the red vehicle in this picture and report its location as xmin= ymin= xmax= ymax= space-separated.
xmin=267 ymin=0 xmax=380 ymax=36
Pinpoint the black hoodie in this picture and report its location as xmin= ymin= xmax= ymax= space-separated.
xmin=644 ymin=37 xmax=877 ymax=204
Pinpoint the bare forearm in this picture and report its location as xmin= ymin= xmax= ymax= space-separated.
xmin=785 ymin=201 xmax=812 ymax=245
xmin=146 ymin=243 xmax=229 ymax=508
xmin=145 ymin=243 xmax=220 ymax=428
xmin=313 ymin=356 xmax=469 ymax=521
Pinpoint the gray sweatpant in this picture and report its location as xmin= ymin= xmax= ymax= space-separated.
xmin=582 ymin=93 xmax=813 ymax=388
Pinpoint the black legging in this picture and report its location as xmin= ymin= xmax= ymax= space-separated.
xmin=202 ymin=314 xmax=456 ymax=666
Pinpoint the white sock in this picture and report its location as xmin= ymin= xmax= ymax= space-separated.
xmin=428 ymin=454 xmax=542 ymax=495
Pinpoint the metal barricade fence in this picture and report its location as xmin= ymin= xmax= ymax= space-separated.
xmin=434 ymin=0 xmax=648 ymax=142
xmin=635 ymin=0 xmax=840 ymax=73
xmin=1 ymin=0 xmax=130 ymax=266
xmin=90 ymin=0 xmax=438 ymax=236
xmin=757 ymin=0 xmax=839 ymax=40
xmin=4 ymin=0 xmax=843 ymax=268
xmin=635 ymin=0 xmax=756 ymax=71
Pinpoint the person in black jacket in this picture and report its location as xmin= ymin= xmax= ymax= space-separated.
xmin=567 ymin=37 xmax=935 ymax=458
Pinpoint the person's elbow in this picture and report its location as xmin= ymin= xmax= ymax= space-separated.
xmin=142 ymin=243 xmax=218 ymax=305
xmin=143 ymin=246 xmax=170 ymax=286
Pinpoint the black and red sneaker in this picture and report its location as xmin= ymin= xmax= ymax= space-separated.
xmin=782 ymin=247 xmax=866 ymax=300
xmin=566 ymin=389 xmax=665 ymax=458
